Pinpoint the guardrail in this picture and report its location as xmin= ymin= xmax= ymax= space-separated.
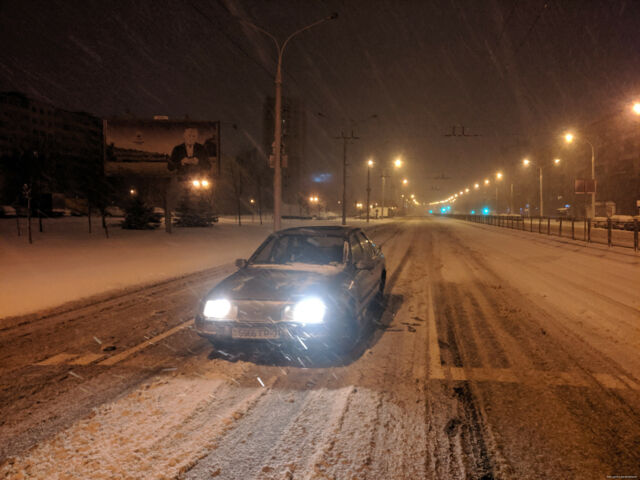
xmin=446 ymin=214 xmax=639 ymax=252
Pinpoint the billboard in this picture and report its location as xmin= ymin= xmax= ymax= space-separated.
xmin=104 ymin=119 xmax=220 ymax=178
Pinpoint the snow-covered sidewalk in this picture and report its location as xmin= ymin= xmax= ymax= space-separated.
xmin=0 ymin=216 xmax=382 ymax=320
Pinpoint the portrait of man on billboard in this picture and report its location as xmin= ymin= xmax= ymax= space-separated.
xmin=168 ymin=126 xmax=211 ymax=177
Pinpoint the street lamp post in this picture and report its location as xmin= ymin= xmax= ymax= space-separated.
xmin=564 ymin=132 xmax=595 ymax=218
xmin=240 ymin=13 xmax=337 ymax=231
xmin=380 ymin=157 xmax=402 ymax=218
xmin=495 ymin=172 xmax=503 ymax=213
xmin=523 ymin=158 xmax=560 ymax=217
xmin=366 ymin=159 xmax=373 ymax=223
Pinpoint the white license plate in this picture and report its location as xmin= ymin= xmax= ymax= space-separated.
xmin=231 ymin=327 xmax=279 ymax=339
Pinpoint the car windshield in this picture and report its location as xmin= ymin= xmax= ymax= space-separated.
xmin=250 ymin=234 xmax=345 ymax=266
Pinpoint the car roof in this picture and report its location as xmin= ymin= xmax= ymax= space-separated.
xmin=275 ymin=225 xmax=361 ymax=237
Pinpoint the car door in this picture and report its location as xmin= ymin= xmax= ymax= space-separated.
xmin=356 ymin=231 xmax=379 ymax=302
xmin=349 ymin=233 xmax=372 ymax=315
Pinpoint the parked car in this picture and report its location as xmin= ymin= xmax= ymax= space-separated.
xmin=0 ymin=205 xmax=17 ymax=217
xmin=105 ymin=206 xmax=125 ymax=217
xmin=195 ymin=226 xmax=386 ymax=351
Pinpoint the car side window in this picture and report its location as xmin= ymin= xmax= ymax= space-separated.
xmin=358 ymin=232 xmax=376 ymax=259
xmin=350 ymin=234 xmax=364 ymax=264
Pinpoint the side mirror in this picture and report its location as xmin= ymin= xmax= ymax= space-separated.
xmin=235 ymin=258 xmax=247 ymax=269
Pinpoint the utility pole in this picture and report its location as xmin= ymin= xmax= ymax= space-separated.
xmin=539 ymin=166 xmax=544 ymax=217
xmin=510 ymin=183 xmax=514 ymax=214
xmin=335 ymin=131 xmax=359 ymax=225
xmin=381 ymin=169 xmax=389 ymax=217
xmin=366 ymin=159 xmax=373 ymax=223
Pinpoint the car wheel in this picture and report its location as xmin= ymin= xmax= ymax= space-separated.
xmin=334 ymin=302 xmax=359 ymax=354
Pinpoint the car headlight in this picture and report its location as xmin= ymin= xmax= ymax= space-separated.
xmin=203 ymin=299 xmax=232 ymax=319
xmin=292 ymin=297 xmax=326 ymax=324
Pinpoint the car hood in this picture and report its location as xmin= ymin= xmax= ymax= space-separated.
xmin=208 ymin=265 xmax=347 ymax=302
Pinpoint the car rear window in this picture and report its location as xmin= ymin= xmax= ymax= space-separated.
xmin=251 ymin=234 xmax=345 ymax=265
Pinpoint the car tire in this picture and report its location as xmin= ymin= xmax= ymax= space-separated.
xmin=334 ymin=303 xmax=359 ymax=354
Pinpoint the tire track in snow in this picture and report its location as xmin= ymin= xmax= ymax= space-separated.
xmin=426 ymin=225 xmax=512 ymax=479
xmin=0 ymin=375 xmax=272 ymax=479
xmin=431 ymin=220 xmax=640 ymax=477
xmin=294 ymin=223 xmax=428 ymax=479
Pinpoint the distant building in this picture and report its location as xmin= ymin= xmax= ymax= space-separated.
xmin=0 ymin=91 xmax=102 ymax=159
xmin=262 ymin=96 xmax=306 ymax=204
xmin=0 ymin=91 xmax=102 ymax=206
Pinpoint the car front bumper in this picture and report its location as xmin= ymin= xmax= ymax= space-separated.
xmin=195 ymin=315 xmax=347 ymax=343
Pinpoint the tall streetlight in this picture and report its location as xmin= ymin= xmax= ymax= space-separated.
xmin=381 ymin=157 xmax=403 ymax=218
xmin=366 ymin=159 xmax=373 ymax=223
xmin=564 ymin=131 xmax=595 ymax=218
xmin=495 ymin=172 xmax=503 ymax=213
xmin=240 ymin=13 xmax=338 ymax=231
xmin=523 ymin=157 xmax=561 ymax=216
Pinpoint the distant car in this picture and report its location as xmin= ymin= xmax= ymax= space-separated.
xmin=195 ymin=226 xmax=386 ymax=351
xmin=0 ymin=205 xmax=17 ymax=217
xmin=105 ymin=206 xmax=125 ymax=217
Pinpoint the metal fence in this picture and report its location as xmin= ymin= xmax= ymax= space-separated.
xmin=447 ymin=214 xmax=640 ymax=252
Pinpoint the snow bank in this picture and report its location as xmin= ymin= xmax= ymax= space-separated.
xmin=0 ymin=216 xmax=386 ymax=320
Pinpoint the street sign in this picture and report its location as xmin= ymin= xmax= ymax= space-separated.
xmin=575 ymin=179 xmax=596 ymax=194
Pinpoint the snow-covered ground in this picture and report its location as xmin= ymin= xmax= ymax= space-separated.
xmin=1 ymin=218 xmax=639 ymax=479
xmin=0 ymin=216 xmax=385 ymax=320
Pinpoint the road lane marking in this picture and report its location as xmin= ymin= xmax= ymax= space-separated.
xmin=443 ymin=366 xmax=640 ymax=391
xmin=69 ymin=353 xmax=106 ymax=365
xmin=98 ymin=319 xmax=194 ymax=366
xmin=427 ymin=282 xmax=445 ymax=380
xmin=36 ymin=353 xmax=80 ymax=366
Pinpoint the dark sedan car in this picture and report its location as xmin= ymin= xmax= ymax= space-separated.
xmin=195 ymin=226 xmax=385 ymax=350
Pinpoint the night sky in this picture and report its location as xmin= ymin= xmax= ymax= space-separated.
xmin=1 ymin=0 xmax=639 ymax=204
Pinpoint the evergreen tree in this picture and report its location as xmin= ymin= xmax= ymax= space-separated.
xmin=174 ymin=191 xmax=216 ymax=227
xmin=122 ymin=195 xmax=161 ymax=229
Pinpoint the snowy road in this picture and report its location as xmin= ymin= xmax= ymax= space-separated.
xmin=1 ymin=218 xmax=639 ymax=479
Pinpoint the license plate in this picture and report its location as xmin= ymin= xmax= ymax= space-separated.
xmin=231 ymin=326 xmax=279 ymax=339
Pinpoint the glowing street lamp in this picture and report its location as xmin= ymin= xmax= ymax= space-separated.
xmin=474 ymin=183 xmax=479 ymax=189
xmin=494 ymin=172 xmax=503 ymax=212
xmin=484 ymin=179 xmax=490 ymax=185
xmin=465 ymin=188 xmax=470 ymax=193
xmin=394 ymin=158 xmax=402 ymax=168
xmin=633 ymin=102 xmax=640 ymax=115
